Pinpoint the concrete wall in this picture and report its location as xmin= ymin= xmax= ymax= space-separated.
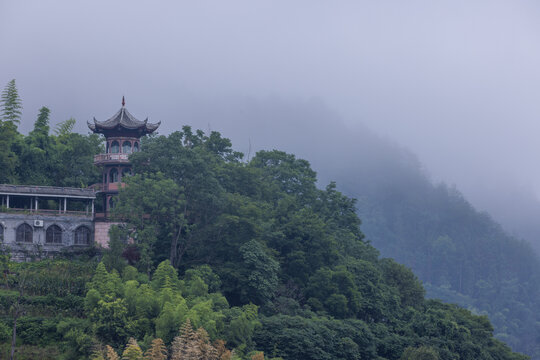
xmin=0 ymin=212 xmax=94 ymax=261
xmin=94 ymin=221 xmax=123 ymax=248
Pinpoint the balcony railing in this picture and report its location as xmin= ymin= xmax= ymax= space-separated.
xmin=0 ymin=207 xmax=93 ymax=217
xmin=94 ymin=153 xmax=130 ymax=164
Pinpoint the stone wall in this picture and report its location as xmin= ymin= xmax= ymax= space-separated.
xmin=94 ymin=221 xmax=123 ymax=248
xmin=0 ymin=212 xmax=94 ymax=261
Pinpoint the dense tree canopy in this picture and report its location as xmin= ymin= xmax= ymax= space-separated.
xmin=0 ymin=80 xmax=532 ymax=359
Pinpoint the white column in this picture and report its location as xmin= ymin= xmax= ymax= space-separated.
xmin=64 ymin=198 xmax=67 ymax=213
xmin=6 ymin=195 xmax=9 ymax=208
xmin=91 ymin=200 xmax=95 ymax=216
xmin=35 ymin=197 xmax=38 ymax=211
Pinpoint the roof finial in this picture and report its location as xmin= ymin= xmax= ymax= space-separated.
xmin=122 ymin=96 xmax=125 ymax=107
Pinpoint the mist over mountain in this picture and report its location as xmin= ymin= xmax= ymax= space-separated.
xmin=157 ymin=94 xmax=540 ymax=254
xmin=3 ymin=0 xmax=540 ymax=357
xmin=158 ymin=95 xmax=540 ymax=357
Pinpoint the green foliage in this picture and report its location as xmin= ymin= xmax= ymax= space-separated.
xmin=239 ymin=240 xmax=279 ymax=304
xmin=352 ymin=154 xmax=540 ymax=357
xmin=82 ymin=259 xmax=261 ymax=355
xmin=400 ymin=346 xmax=439 ymax=360
xmin=0 ymin=86 xmax=101 ymax=186
xmin=0 ymin=320 xmax=10 ymax=341
xmin=121 ymin=338 xmax=143 ymax=360
xmin=102 ymin=225 xmax=128 ymax=273
xmin=1 ymin=79 xmax=22 ymax=124
xmin=107 ymin=128 xmax=526 ymax=360
xmin=54 ymin=117 xmax=75 ymax=136
xmin=0 ymin=121 xmax=530 ymax=360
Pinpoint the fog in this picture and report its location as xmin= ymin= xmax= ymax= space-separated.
xmin=2 ymin=1 xmax=540 ymax=247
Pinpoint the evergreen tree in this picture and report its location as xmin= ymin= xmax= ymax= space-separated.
xmin=213 ymin=339 xmax=233 ymax=360
xmin=196 ymin=327 xmax=219 ymax=360
xmin=144 ymin=338 xmax=168 ymax=360
xmin=104 ymin=345 xmax=120 ymax=360
xmin=31 ymin=106 xmax=50 ymax=138
xmin=0 ymin=79 xmax=22 ymax=124
xmin=0 ymin=120 xmax=19 ymax=183
xmin=170 ymin=319 xmax=201 ymax=360
xmin=121 ymin=338 xmax=143 ymax=360
xmin=90 ymin=345 xmax=106 ymax=360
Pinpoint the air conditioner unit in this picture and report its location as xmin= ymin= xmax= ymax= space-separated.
xmin=33 ymin=220 xmax=44 ymax=227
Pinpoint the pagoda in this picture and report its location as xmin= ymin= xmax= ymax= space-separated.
xmin=88 ymin=97 xmax=160 ymax=216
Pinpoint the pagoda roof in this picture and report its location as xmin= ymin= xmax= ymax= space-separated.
xmin=88 ymin=104 xmax=160 ymax=135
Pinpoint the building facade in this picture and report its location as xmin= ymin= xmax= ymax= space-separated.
xmin=0 ymin=99 xmax=160 ymax=260
xmin=0 ymin=185 xmax=95 ymax=261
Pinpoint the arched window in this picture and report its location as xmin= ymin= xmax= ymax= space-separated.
xmin=16 ymin=223 xmax=33 ymax=243
xmin=122 ymin=141 xmax=132 ymax=154
xmin=74 ymin=226 xmax=91 ymax=245
xmin=0 ymin=224 xmax=3 ymax=242
xmin=46 ymin=225 xmax=62 ymax=244
xmin=110 ymin=141 xmax=119 ymax=154
xmin=133 ymin=142 xmax=139 ymax=152
xmin=110 ymin=168 xmax=119 ymax=183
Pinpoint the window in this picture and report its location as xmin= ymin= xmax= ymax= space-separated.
xmin=133 ymin=142 xmax=139 ymax=152
xmin=106 ymin=142 xmax=109 ymax=153
xmin=16 ymin=223 xmax=33 ymax=243
xmin=0 ymin=224 xmax=3 ymax=242
xmin=74 ymin=226 xmax=91 ymax=245
xmin=110 ymin=141 xmax=119 ymax=154
xmin=122 ymin=141 xmax=132 ymax=154
xmin=46 ymin=225 xmax=62 ymax=244
xmin=110 ymin=168 xmax=119 ymax=183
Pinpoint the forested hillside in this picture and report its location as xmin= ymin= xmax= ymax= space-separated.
xmin=311 ymin=124 xmax=540 ymax=358
xmin=0 ymin=83 xmax=531 ymax=359
xmin=218 ymin=98 xmax=540 ymax=358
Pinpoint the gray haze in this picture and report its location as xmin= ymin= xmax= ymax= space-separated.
xmin=2 ymin=1 xmax=540 ymax=246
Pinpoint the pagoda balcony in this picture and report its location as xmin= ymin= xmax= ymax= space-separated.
xmin=94 ymin=153 xmax=130 ymax=165
xmin=91 ymin=182 xmax=126 ymax=193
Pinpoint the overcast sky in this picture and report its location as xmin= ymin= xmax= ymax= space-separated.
xmin=2 ymin=0 xmax=540 ymax=238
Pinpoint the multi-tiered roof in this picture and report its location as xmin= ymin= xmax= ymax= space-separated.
xmin=87 ymin=98 xmax=160 ymax=136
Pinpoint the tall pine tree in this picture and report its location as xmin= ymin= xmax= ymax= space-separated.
xmin=1 ymin=79 xmax=22 ymax=124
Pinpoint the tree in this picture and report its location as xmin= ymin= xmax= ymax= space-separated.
xmin=31 ymin=106 xmax=50 ymax=139
xmin=170 ymin=319 xmax=200 ymax=360
xmin=105 ymin=345 xmax=120 ymax=360
xmin=239 ymin=240 xmax=279 ymax=304
xmin=196 ymin=327 xmax=219 ymax=360
xmin=213 ymin=339 xmax=233 ymax=360
xmin=115 ymin=173 xmax=186 ymax=271
xmin=121 ymin=338 xmax=143 ymax=360
xmin=1 ymin=79 xmax=22 ymax=124
xmin=0 ymin=81 xmax=21 ymax=182
xmin=9 ymin=269 xmax=28 ymax=360
xmin=400 ymin=346 xmax=439 ymax=360
xmin=169 ymin=319 xmax=220 ymax=360
xmin=54 ymin=117 xmax=75 ymax=136
xmin=251 ymin=352 xmax=265 ymax=360
xmin=144 ymin=338 xmax=168 ymax=360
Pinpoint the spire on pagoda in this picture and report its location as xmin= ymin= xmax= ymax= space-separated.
xmin=87 ymin=100 xmax=160 ymax=137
